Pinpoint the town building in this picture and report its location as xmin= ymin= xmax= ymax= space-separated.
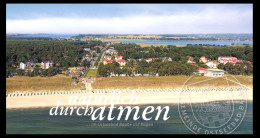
xmin=162 ymin=57 xmax=172 ymax=62
xmin=20 ymin=62 xmax=26 ymax=69
xmin=204 ymin=69 xmax=225 ymax=77
xmin=187 ymin=56 xmax=195 ymax=63
xmin=41 ymin=60 xmax=53 ymax=69
xmin=68 ymin=67 xmax=85 ymax=78
xmin=25 ymin=61 xmax=34 ymax=67
xmin=20 ymin=61 xmax=34 ymax=69
xmin=218 ymin=56 xmax=238 ymax=64
xmin=106 ymin=49 xmax=117 ymax=54
xmin=103 ymin=59 xmax=114 ymax=65
xmin=198 ymin=67 xmax=207 ymax=74
xmin=83 ymin=48 xmax=91 ymax=51
xmin=206 ymin=60 xmax=217 ymax=68
xmin=199 ymin=56 xmax=208 ymax=63
xmin=84 ymin=54 xmax=93 ymax=61
xmin=146 ymin=58 xmax=159 ymax=63
xmin=115 ymin=56 xmax=123 ymax=61
xmin=117 ymin=59 xmax=126 ymax=66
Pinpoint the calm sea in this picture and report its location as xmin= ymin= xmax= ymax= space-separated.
xmin=105 ymin=40 xmax=253 ymax=46
xmin=6 ymin=101 xmax=252 ymax=134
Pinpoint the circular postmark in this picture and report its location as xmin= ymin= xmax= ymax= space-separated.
xmin=178 ymin=73 xmax=249 ymax=134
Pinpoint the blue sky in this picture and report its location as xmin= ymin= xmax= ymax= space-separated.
xmin=6 ymin=4 xmax=253 ymax=34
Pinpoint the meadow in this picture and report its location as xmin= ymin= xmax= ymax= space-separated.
xmin=6 ymin=75 xmax=252 ymax=93
xmin=92 ymin=75 xmax=253 ymax=89
xmin=6 ymin=75 xmax=85 ymax=93
xmin=85 ymin=69 xmax=98 ymax=78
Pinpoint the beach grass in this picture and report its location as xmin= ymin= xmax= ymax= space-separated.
xmin=6 ymin=75 xmax=252 ymax=93
xmin=6 ymin=75 xmax=85 ymax=93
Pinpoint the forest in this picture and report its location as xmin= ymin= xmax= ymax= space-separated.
xmin=97 ymin=43 xmax=253 ymax=76
xmin=113 ymin=43 xmax=253 ymax=62
xmin=6 ymin=38 xmax=106 ymax=77
xmin=6 ymin=38 xmax=253 ymax=78
xmin=98 ymin=58 xmax=198 ymax=77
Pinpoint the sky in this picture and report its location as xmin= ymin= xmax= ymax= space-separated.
xmin=6 ymin=4 xmax=253 ymax=34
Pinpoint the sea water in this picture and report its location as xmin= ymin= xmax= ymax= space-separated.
xmin=6 ymin=101 xmax=252 ymax=134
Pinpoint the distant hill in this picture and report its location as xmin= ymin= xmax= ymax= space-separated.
xmin=6 ymin=33 xmax=77 ymax=38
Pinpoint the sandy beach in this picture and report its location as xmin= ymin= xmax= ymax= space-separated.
xmin=6 ymin=87 xmax=253 ymax=109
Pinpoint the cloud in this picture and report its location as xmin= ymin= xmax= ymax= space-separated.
xmin=6 ymin=6 xmax=252 ymax=34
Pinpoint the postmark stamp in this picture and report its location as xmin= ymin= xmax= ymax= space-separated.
xmin=178 ymin=73 xmax=249 ymax=134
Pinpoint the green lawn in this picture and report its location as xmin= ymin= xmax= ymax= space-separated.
xmin=85 ymin=69 xmax=98 ymax=78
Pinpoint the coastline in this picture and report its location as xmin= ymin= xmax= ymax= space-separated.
xmin=6 ymin=87 xmax=253 ymax=109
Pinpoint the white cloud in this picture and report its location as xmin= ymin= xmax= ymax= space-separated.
xmin=6 ymin=7 xmax=252 ymax=34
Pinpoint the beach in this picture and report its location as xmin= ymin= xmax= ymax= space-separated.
xmin=6 ymin=87 xmax=253 ymax=109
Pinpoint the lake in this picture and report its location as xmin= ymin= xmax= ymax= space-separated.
xmin=104 ymin=40 xmax=253 ymax=46
xmin=6 ymin=101 xmax=252 ymax=134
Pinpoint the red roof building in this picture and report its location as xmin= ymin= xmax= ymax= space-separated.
xmin=218 ymin=56 xmax=238 ymax=64
xmin=146 ymin=58 xmax=159 ymax=62
xmin=103 ymin=59 xmax=114 ymax=65
xmin=117 ymin=59 xmax=126 ymax=66
xmin=200 ymin=56 xmax=208 ymax=63
xmin=198 ymin=67 xmax=207 ymax=74
xmin=41 ymin=60 xmax=53 ymax=69
xmin=206 ymin=60 xmax=217 ymax=68
xmin=115 ymin=56 xmax=123 ymax=61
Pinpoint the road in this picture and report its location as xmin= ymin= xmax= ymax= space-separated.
xmin=97 ymin=48 xmax=107 ymax=68
xmin=90 ymin=53 xmax=99 ymax=69
xmin=84 ymin=44 xmax=109 ymax=78
xmin=96 ymin=44 xmax=110 ymax=68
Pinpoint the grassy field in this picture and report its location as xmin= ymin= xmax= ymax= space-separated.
xmin=92 ymin=75 xmax=253 ymax=89
xmin=85 ymin=69 xmax=98 ymax=78
xmin=6 ymin=75 xmax=85 ymax=93
xmin=6 ymin=75 xmax=252 ymax=93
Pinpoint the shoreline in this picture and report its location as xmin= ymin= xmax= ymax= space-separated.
xmin=6 ymin=99 xmax=253 ymax=110
xmin=6 ymin=87 xmax=253 ymax=110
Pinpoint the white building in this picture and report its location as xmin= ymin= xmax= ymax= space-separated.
xmin=187 ymin=56 xmax=195 ymax=63
xmin=83 ymin=48 xmax=91 ymax=51
xmin=115 ymin=56 xmax=123 ymax=61
xmin=200 ymin=56 xmax=208 ymax=63
xmin=204 ymin=69 xmax=225 ymax=77
xmin=106 ymin=49 xmax=117 ymax=54
xmin=20 ymin=62 xmax=26 ymax=69
xmin=206 ymin=60 xmax=217 ymax=68
xmin=218 ymin=56 xmax=238 ymax=64
xmin=41 ymin=60 xmax=53 ymax=69
xmin=198 ymin=67 xmax=207 ymax=74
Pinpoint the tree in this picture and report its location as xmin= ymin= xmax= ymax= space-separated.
xmin=198 ymin=62 xmax=208 ymax=68
xmin=217 ymin=63 xmax=225 ymax=70
xmin=82 ymin=60 xmax=91 ymax=68
xmin=16 ymin=69 xmax=25 ymax=76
